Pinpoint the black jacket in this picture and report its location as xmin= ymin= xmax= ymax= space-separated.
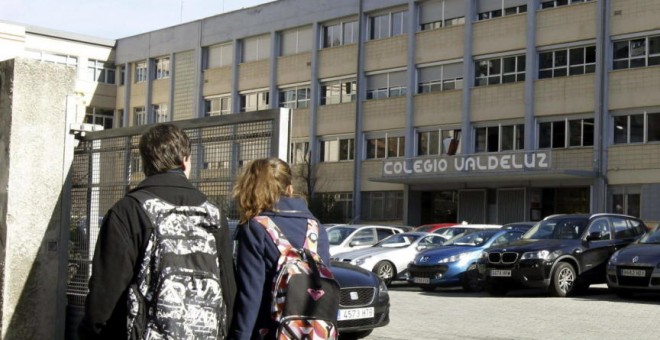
xmin=228 ymin=197 xmax=330 ymax=340
xmin=78 ymin=170 xmax=237 ymax=339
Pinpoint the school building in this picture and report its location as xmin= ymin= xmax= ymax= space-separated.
xmin=108 ymin=0 xmax=660 ymax=226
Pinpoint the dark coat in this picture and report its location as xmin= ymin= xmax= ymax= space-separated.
xmin=228 ymin=196 xmax=330 ymax=340
xmin=78 ymin=170 xmax=237 ymax=339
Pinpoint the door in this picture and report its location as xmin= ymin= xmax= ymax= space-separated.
xmin=458 ymin=190 xmax=486 ymax=223
xmin=497 ymin=188 xmax=525 ymax=224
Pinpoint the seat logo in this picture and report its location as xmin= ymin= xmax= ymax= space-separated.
xmin=350 ymin=291 xmax=359 ymax=300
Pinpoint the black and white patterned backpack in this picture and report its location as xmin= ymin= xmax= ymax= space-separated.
xmin=126 ymin=191 xmax=227 ymax=340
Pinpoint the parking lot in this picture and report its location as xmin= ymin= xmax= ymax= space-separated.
xmin=365 ymin=283 xmax=659 ymax=340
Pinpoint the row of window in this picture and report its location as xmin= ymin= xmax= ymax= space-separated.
xmin=291 ymin=110 xmax=660 ymax=162
xmin=133 ymin=104 xmax=169 ymax=125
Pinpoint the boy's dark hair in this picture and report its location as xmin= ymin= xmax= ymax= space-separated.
xmin=139 ymin=124 xmax=191 ymax=176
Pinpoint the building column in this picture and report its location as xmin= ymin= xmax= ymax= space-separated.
xmin=460 ymin=0 xmax=476 ymax=154
xmin=353 ymin=0 xmax=366 ymax=222
xmin=231 ymin=39 xmax=240 ymax=114
xmin=308 ymin=22 xmax=321 ymax=199
xmin=524 ymin=0 xmax=539 ymax=152
xmin=403 ymin=0 xmax=418 ymax=225
xmin=269 ymin=31 xmax=279 ymax=108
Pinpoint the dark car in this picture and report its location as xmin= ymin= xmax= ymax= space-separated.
xmin=408 ymin=229 xmax=524 ymax=292
xmin=331 ymin=261 xmax=390 ymax=339
xmin=606 ymin=226 xmax=660 ymax=298
xmin=481 ymin=213 xmax=647 ymax=297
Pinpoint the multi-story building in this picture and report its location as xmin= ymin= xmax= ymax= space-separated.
xmin=110 ymin=0 xmax=660 ymax=226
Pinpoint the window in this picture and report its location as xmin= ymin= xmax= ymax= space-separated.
xmin=417 ymin=129 xmax=461 ymax=156
xmin=539 ymin=118 xmax=593 ymax=149
xmin=242 ymin=34 xmax=271 ymax=63
xmin=320 ymin=137 xmax=354 ymax=162
xmin=134 ymin=106 xmax=147 ymax=126
xmin=207 ymin=43 xmax=233 ymax=68
xmin=155 ymin=57 xmax=170 ymax=79
xmin=320 ymin=78 xmax=356 ymax=105
xmin=239 ymin=91 xmax=269 ymax=112
xmin=366 ymin=71 xmax=407 ymax=100
xmin=369 ymin=10 xmax=408 ymax=40
xmin=87 ymin=59 xmax=115 ymax=84
xmin=475 ymin=124 xmax=524 ymax=153
xmin=322 ymin=20 xmax=358 ymax=48
xmin=135 ymin=62 xmax=148 ymax=83
xmin=418 ymin=0 xmax=465 ymax=31
xmin=540 ymin=0 xmax=592 ymax=9
xmin=478 ymin=4 xmax=526 ymax=21
xmin=205 ymin=96 xmax=232 ymax=116
xmin=539 ymin=45 xmax=595 ymax=79
xmin=279 ymin=86 xmax=310 ymax=109
xmin=290 ymin=141 xmax=309 ymax=164
xmin=366 ymin=134 xmax=405 ymax=159
xmin=319 ymin=192 xmax=353 ymax=223
xmin=612 ymin=189 xmax=640 ymax=218
xmin=119 ymin=66 xmax=125 ymax=86
xmin=203 ymin=142 xmax=231 ymax=170
xmin=475 ymin=55 xmax=525 ymax=86
xmin=281 ymin=26 xmax=312 ymax=55
xmin=613 ymin=112 xmax=660 ymax=144
xmin=84 ymin=107 xmax=114 ymax=129
xmin=153 ymin=104 xmax=169 ymax=123
xmin=25 ymin=50 xmax=78 ymax=68
xmin=418 ymin=63 xmax=463 ymax=93
xmin=613 ymin=35 xmax=660 ymax=70
xmin=361 ymin=191 xmax=404 ymax=221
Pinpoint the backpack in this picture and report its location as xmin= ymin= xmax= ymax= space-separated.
xmin=254 ymin=216 xmax=340 ymax=340
xmin=126 ymin=191 xmax=228 ymax=340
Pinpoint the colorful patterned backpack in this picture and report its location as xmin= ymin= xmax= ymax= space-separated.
xmin=255 ymin=216 xmax=340 ymax=340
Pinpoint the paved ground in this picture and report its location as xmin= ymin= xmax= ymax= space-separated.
xmin=365 ymin=283 xmax=659 ymax=340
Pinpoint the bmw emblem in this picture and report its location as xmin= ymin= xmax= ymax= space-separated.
xmin=632 ymin=256 xmax=639 ymax=263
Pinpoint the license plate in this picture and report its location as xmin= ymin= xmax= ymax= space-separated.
xmin=337 ymin=307 xmax=374 ymax=321
xmin=490 ymin=269 xmax=512 ymax=277
xmin=413 ymin=277 xmax=430 ymax=284
xmin=621 ymin=269 xmax=646 ymax=277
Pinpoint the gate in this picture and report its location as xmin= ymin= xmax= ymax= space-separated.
xmin=65 ymin=109 xmax=289 ymax=338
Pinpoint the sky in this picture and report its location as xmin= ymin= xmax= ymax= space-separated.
xmin=0 ymin=0 xmax=276 ymax=40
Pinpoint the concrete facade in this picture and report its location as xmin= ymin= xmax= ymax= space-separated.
xmin=0 ymin=58 xmax=79 ymax=339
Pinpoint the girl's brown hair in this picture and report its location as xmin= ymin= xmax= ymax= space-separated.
xmin=233 ymin=157 xmax=292 ymax=223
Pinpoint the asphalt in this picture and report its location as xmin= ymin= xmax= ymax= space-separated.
xmin=365 ymin=283 xmax=659 ymax=340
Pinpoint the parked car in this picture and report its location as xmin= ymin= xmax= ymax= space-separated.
xmin=413 ymin=223 xmax=459 ymax=233
xmin=331 ymin=261 xmax=390 ymax=339
xmin=502 ymin=221 xmax=536 ymax=232
xmin=433 ymin=223 xmax=502 ymax=242
xmin=408 ymin=229 xmax=524 ymax=292
xmin=482 ymin=213 xmax=647 ymax=297
xmin=606 ymin=225 xmax=660 ymax=298
xmin=327 ymin=225 xmax=405 ymax=256
xmin=331 ymin=232 xmax=447 ymax=285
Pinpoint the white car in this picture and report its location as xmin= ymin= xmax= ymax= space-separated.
xmin=433 ymin=223 xmax=502 ymax=242
xmin=331 ymin=231 xmax=447 ymax=286
xmin=326 ymin=224 xmax=405 ymax=256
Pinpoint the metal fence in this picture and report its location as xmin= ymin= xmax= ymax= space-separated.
xmin=66 ymin=109 xmax=289 ymax=311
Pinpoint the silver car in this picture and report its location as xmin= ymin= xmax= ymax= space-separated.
xmin=331 ymin=232 xmax=446 ymax=286
xmin=327 ymin=224 xmax=405 ymax=256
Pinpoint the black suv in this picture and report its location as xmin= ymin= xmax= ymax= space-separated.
xmin=481 ymin=213 xmax=646 ymax=297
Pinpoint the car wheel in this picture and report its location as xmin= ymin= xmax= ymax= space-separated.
xmin=485 ymin=283 xmax=508 ymax=296
xmin=549 ymin=262 xmax=577 ymax=297
xmin=461 ymin=263 xmax=484 ymax=292
xmin=339 ymin=330 xmax=373 ymax=339
xmin=373 ymin=261 xmax=396 ymax=286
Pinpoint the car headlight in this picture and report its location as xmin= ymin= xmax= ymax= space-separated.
xmin=378 ymin=278 xmax=388 ymax=299
xmin=521 ymin=250 xmax=560 ymax=261
xmin=354 ymin=256 xmax=371 ymax=266
xmin=438 ymin=253 xmax=468 ymax=264
xmin=608 ymin=252 xmax=618 ymax=265
xmin=480 ymin=251 xmax=488 ymax=260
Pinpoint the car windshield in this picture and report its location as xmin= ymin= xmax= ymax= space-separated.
xmin=327 ymin=227 xmax=356 ymax=245
xmin=434 ymin=227 xmax=466 ymax=238
xmin=375 ymin=233 xmax=421 ymax=248
xmin=445 ymin=230 xmax=498 ymax=247
xmin=638 ymin=228 xmax=660 ymax=244
xmin=523 ymin=218 xmax=588 ymax=240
